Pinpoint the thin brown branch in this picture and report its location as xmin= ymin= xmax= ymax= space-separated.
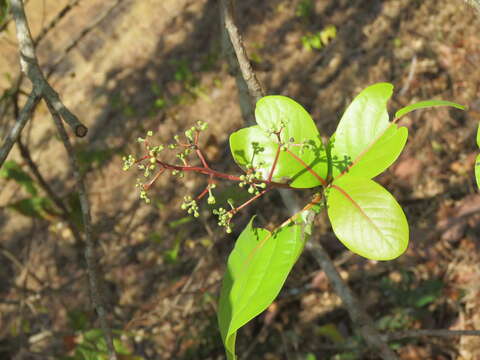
xmin=0 ymin=89 xmax=41 ymax=167
xmin=34 ymin=0 xmax=83 ymax=45
xmin=48 ymin=104 xmax=117 ymax=360
xmin=219 ymin=0 xmax=264 ymax=104
xmin=306 ymin=240 xmax=398 ymax=360
xmin=385 ymin=329 xmax=480 ymax=341
xmin=46 ymin=0 xmax=124 ymax=79
xmin=10 ymin=0 xmax=87 ymax=137
xmin=10 ymin=91 xmax=83 ymax=244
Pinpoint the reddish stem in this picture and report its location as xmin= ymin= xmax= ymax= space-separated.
xmin=230 ymin=188 xmax=269 ymax=215
xmin=155 ymin=159 xmax=293 ymax=189
xmin=267 ymin=142 xmax=281 ymax=183
xmin=284 ymin=149 xmax=327 ymax=186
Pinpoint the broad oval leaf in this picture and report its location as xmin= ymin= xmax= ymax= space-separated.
xmin=218 ymin=215 xmax=309 ymax=359
xmin=331 ymin=124 xmax=408 ymax=179
xmin=477 ymin=122 xmax=480 ymax=148
xmin=395 ymin=100 xmax=465 ymax=120
xmin=327 ymin=176 xmax=409 ymax=260
xmin=230 ymin=96 xmax=328 ymax=188
xmin=330 ymin=83 xmax=407 ymax=179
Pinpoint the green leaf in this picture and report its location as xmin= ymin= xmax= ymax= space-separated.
xmin=0 ymin=160 xmax=37 ymax=195
xmin=330 ymin=83 xmax=406 ymax=179
xmin=477 ymin=122 xmax=480 ymax=148
xmin=218 ymin=214 xmax=310 ymax=359
xmin=230 ymin=96 xmax=328 ymax=188
xmin=0 ymin=0 xmax=10 ymax=27
xmin=327 ymin=176 xmax=409 ymax=260
xmin=395 ymin=100 xmax=465 ymax=119
xmin=8 ymin=197 xmax=53 ymax=220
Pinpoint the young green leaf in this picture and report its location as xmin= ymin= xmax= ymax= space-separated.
xmin=330 ymin=83 xmax=407 ymax=179
xmin=0 ymin=160 xmax=38 ymax=196
xmin=8 ymin=197 xmax=53 ymax=220
xmin=327 ymin=176 xmax=409 ymax=260
xmin=218 ymin=215 xmax=309 ymax=359
xmin=230 ymin=96 xmax=328 ymax=188
xmin=395 ymin=100 xmax=465 ymax=120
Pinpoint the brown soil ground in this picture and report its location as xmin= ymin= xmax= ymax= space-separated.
xmin=1 ymin=0 xmax=480 ymax=359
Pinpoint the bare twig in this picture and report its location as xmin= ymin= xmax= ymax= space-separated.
xmin=220 ymin=5 xmax=256 ymax=124
xmin=10 ymin=0 xmax=87 ymax=137
xmin=49 ymin=104 xmax=117 ymax=360
xmin=306 ymin=241 xmax=398 ymax=360
xmin=219 ymin=0 xmax=264 ymax=103
xmin=6 ymin=1 xmax=116 ymax=359
xmin=46 ymin=0 xmax=124 ymax=79
xmin=399 ymin=55 xmax=417 ymax=96
xmin=385 ymin=329 xmax=480 ymax=341
xmin=34 ymin=0 xmax=83 ymax=45
xmin=0 ymin=90 xmax=41 ymax=167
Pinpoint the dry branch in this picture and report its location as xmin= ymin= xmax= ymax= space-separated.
xmin=307 ymin=241 xmax=398 ymax=359
xmin=46 ymin=0 xmax=124 ymax=79
xmin=49 ymin=104 xmax=118 ymax=360
xmin=0 ymin=90 xmax=40 ymax=166
xmin=6 ymin=1 xmax=117 ymax=359
xmin=385 ymin=329 xmax=480 ymax=341
xmin=10 ymin=0 xmax=87 ymax=136
xmin=34 ymin=0 xmax=83 ymax=45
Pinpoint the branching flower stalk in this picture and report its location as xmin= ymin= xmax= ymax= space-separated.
xmin=123 ymin=120 xmax=324 ymax=233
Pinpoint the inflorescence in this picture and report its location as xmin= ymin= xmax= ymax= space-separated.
xmin=123 ymin=121 xmax=294 ymax=233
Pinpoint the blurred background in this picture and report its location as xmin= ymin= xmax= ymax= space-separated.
xmin=0 ymin=0 xmax=479 ymax=359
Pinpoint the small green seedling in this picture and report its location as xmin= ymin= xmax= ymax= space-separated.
xmin=124 ymin=83 xmax=465 ymax=359
xmin=301 ymin=25 xmax=337 ymax=51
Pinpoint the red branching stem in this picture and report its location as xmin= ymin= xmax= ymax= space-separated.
xmin=330 ymin=184 xmax=381 ymax=233
xmin=195 ymin=147 xmax=210 ymax=169
xmin=144 ymin=168 xmax=165 ymax=190
xmin=135 ymin=155 xmax=150 ymax=164
xmin=284 ymin=149 xmax=327 ymax=187
xmin=155 ymin=158 xmax=293 ymax=189
xmin=197 ymin=186 xmax=209 ymax=200
xmin=230 ymin=188 xmax=269 ymax=216
xmin=267 ymin=142 xmax=281 ymax=183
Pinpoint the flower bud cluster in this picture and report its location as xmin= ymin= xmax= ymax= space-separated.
xmin=213 ymin=207 xmax=233 ymax=233
xmin=135 ymin=178 xmax=151 ymax=204
xmin=299 ymin=139 xmax=316 ymax=154
xmin=207 ymin=183 xmax=217 ymax=205
xmin=122 ymin=155 xmax=136 ymax=171
xmin=181 ymin=196 xmax=199 ymax=217
xmin=238 ymin=171 xmax=266 ymax=195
